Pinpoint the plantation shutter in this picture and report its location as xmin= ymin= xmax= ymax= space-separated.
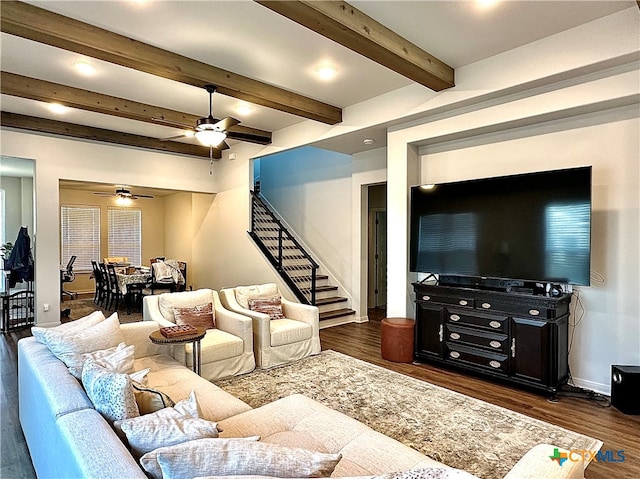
xmin=108 ymin=208 xmax=141 ymax=266
xmin=61 ymin=205 xmax=100 ymax=272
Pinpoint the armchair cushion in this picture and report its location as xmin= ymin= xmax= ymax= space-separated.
xmin=184 ymin=330 xmax=245 ymax=367
xmin=235 ymin=283 xmax=279 ymax=309
xmin=174 ymin=302 xmax=215 ymax=330
xmin=270 ymin=319 xmax=313 ymax=347
xmin=248 ymin=295 xmax=285 ymax=320
xmin=158 ymin=289 xmax=213 ymax=323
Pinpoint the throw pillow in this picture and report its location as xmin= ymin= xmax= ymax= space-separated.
xmin=248 ymin=295 xmax=285 ymax=320
xmin=82 ymin=359 xmax=139 ymax=423
xmin=132 ymin=381 xmax=175 ymax=415
xmin=158 ymin=289 xmax=213 ymax=323
xmin=129 ymin=368 xmax=151 ymax=384
xmin=67 ymin=342 xmax=135 ymax=379
xmin=173 ymin=302 xmax=215 ymax=330
xmin=36 ymin=313 xmax=124 ymax=368
xmin=116 ymin=403 xmax=220 ymax=458
xmin=235 ymin=283 xmax=279 ymax=309
xmin=140 ymin=439 xmax=342 ymax=479
xmin=31 ymin=310 xmax=105 ymax=345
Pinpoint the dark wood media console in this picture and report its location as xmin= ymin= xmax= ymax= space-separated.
xmin=413 ymin=282 xmax=571 ymax=395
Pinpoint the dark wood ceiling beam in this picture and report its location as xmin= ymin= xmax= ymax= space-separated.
xmin=0 ymin=1 xmax=342 ymax=125
xmin=0 ymin=111 xmax=221 ymax=159
xmin=256 ymin=1 xmax=454 ymax=91
xmin=0 ymin=72 xmax=272 ymax=145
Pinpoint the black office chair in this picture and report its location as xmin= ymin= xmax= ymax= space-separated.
xmin=61 ymin=255 xmax=77 ymax=300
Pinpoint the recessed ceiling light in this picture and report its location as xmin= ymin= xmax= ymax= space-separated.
xmin=235 ymin=104 xmax=254 ymax=116
xmin=363 ymin=138 xmax=375 ymax=145
xmin=48 ymin=103 xmax=68 ymax=114
xmin=73 ymin=61 xmax=96 ymax=76
xmin=316 ymin=65 xmax=337 ymax=81
xmin=476 ymin=0 xmax=499 ymax=9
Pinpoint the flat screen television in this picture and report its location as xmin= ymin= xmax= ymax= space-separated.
xmin=410 ymin=166 xmax=592 ymax=286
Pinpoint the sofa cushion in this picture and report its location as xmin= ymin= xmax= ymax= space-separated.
xmin=140 ymin=439 xmax=341 ymax=479
xmin=270 ymin=319 xmax=313 ymax=347
xmin=235 ymin=283 xmax=279 ymax=309
xmin=67 ymin=342 xmax=135 ymax=379
xmin=43 ymin=313 xmax=125 ymax=371
xmin=133 ymin=354 xmax=252 ymax=421
xmin=158 ymin=289 xmax=214 ymax=323
xmin=82 ymin=359 xmax=140 ymax=423
xmin=115 ymin=395 xmax=220 ymax=458
xmin=249 ymin=295 xmax=285 ymax=320
xmin=174 ymin=302 xmax=215 ymax=330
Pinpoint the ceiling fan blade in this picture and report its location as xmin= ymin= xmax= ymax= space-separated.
xmin=226 ymin=129 xmax=271 ymax=145
xmin=93 ymin=192 xmax=115 ymax=197
xmin=219 ymin=141 xmax=230 ymax=151
xmin=215 ymin=117 xmax=240 ymax=132
xmin=159 ymin=134 xmax=190 ymax=141
xmin=133 ymin=194 xmax=154 ymax=199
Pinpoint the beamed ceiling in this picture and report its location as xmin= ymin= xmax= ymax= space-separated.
xmin=0 ymin=1 xmax=635 ymax=158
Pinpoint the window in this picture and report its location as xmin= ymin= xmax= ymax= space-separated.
xmin=61 ymin=205 xmax=100 ymax=272
xmin=108 ymin=208 xmax=141 ymax=266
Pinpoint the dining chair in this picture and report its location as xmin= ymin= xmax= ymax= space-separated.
xmin=105 ymin=263 xmax=123 ymax=311
xmin=91 ymin=260 xmax=106 ymax=306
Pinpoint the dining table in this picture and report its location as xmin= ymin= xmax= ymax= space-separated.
xmin=115 ymin=268 xmax=151 ymax=314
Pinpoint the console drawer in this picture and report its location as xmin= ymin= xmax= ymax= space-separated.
xmin=445 ymin=324 xmax=508 ymax=354
xmin=444 ymin=308 xmax=508 ymax=333
xmin=474 ymin=294 xmax=569 ymax=319
xmin=417 ymin=293 xmax=474 ymax=308
xmin=445 ymin=342 xmax=509 ymax=374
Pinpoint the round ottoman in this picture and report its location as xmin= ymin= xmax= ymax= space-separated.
xmin=381 ymin=317 xmax=415 ymax=363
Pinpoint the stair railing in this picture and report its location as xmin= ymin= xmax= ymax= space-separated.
xmin=249 ymin=191 xmax=318 ymax=305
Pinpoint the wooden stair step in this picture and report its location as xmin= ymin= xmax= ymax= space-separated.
xmin=320 ymin=308 xmax=355 ymax=320
xmin=290 ymin=274 xmax=328 ymax=282
xmin=315 ymin=296 xmax=348 ymax=306
xmin=300 ymin=285 xmax=338 ymax=294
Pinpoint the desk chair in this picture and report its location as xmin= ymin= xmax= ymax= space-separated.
xmin=61 ymin=255 xmax=77 ymax=300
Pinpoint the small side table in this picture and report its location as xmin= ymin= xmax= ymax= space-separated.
xmin=381 ymin=317 xmax=415 ymax=363
xmin=149 ymin=327 xmax=206 ymax=375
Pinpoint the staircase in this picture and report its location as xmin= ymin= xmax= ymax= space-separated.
xmin=249 ymin=191 xmax=355 ymax=325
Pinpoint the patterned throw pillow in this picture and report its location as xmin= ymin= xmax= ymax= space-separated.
xmin=140 ymin=439 xmax=339 ymax=479
xmin=173 ymin=302 xmax=215 ymax=330
xmin=82 ymin=359 xmax=140 ymax=423
xmin=248 ymin=295 xmax=285 ymax=320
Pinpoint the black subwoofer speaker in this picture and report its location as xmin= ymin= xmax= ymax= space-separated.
xmin=611 ymin=365 xmax=640 ymax=415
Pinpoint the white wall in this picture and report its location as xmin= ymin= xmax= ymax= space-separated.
xmin=259 ymin=146 xmax=353 ymax=290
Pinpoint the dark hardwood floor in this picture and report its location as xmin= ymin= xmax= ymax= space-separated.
xmin=2 ymin=310 xmax=638 ymax=478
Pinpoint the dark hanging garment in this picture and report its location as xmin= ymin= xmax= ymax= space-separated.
xmin=6 ymin=226 xmax=34 ymax=288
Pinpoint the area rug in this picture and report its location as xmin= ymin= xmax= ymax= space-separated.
xmin=62 ymin=297 xmax=142 ymax=323
xmin=215 ymin=350 xmax=601 ymax=479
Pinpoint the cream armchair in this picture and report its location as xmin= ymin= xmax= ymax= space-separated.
xmin=219 ymin=283 xmax=321 ymax=369
xmin=143 ymin=289 xmax=255 ymax=381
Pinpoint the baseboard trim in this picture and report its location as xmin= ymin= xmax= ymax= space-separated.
xmin=569 ymin=377 xmax=610 ymax=396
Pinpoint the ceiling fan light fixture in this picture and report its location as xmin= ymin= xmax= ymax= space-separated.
xmin=115 ymin=195 xmax=133 ymax=206
xmin=195 ymin=129 xmax=227 ymax=147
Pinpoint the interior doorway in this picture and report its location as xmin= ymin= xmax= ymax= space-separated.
xmin=367 ymin=183 xmax=387 ymax=311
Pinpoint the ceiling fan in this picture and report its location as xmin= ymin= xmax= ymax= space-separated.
xmin=160 ymin=85 xmax=240 ymax=159
xmin=93 ymin=187 xmax=154 ymax=200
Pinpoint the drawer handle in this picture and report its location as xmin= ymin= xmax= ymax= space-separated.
xmin=450 ymin=314 xmax=460 ymax=321
xmin=459 ymin=300 xmax=468 ymax=306
xmin=439 ymin=324 xmax=443 ymax=342
xmin=450 ymin=333 xmax=461 ymax=340
xmin=489 ymin=340 xmax=501 ymax=348
xmin=449 ymin=351 xmax=460 ymax=359
xmin=481 ymin=302 xmax=492 ymax=309
xmin=489 ymin=320 xmax=501 ymax=329
xmin=423 ymin=295 xmax=431 ymax=301
xmin=489 ymin=360 xmax=501 ymax=369
xmin=529 ymin=309 xmax=540 ymax=316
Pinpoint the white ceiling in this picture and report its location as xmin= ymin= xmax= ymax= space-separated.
xmin=0 ymin=0 xmax=634 ymax=153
